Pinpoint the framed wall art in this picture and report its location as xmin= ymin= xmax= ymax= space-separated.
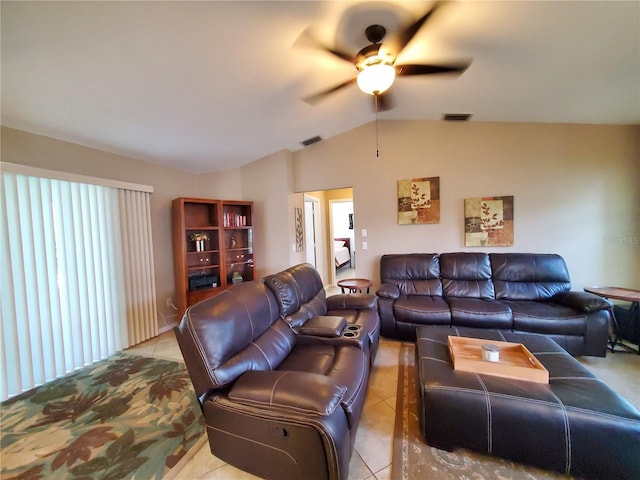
xmin=397 ymin=176 xmax=440 ymax=224
xmin=294 ymin=207 xmax=303 ymax=252
xmin=464 ymin=195 xmax=514 ymax=247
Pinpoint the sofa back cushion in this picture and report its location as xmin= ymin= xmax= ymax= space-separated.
xmin=263 ymin=263 xmax=327 ymax=328
xmin=491 ymin=253 xmax=571 ymax=300
xmin=440 ymin=252 xmax=495 ymax=299
xmin=380 ymin=254 xmax=443 ymax=296
xmin=174 ymin=281 xmax=295 ymax=398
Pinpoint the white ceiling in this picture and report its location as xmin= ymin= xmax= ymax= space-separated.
xmin=2 ymin=1 xmax=639 ymax=174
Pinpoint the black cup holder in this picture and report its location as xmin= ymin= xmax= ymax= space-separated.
xmin=342 ymin=324 xmax=361 ymax=338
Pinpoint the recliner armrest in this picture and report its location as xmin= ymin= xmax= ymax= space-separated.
xmin=229 ymin=371 xmax=346 ymax=416
xmin=327 ymin=293 xmax=377 ymax=310
xmin=298 ymin=315 xmax=347 ymax=337
xmin=552 ymin=291 xmax=613 ymax=313
xmin=376 ymin=283 xmax=400 ymax=300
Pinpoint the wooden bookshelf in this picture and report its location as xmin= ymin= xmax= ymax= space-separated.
xmin=172 ymin=198 xmax=254 ymax=317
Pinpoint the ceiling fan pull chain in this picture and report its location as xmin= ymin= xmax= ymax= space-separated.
xmin=375 ymin=94 xmax=379 ymax=157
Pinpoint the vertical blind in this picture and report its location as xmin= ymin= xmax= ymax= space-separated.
xmin=0 ymin=167 xmax=157 ymax=401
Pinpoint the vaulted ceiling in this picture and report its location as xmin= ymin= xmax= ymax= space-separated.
xmin=2 ymin=1 xmax=639 ymax=174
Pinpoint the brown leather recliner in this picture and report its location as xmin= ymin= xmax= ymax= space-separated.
xmin=263 ymin=263 xmax=380 ymax=363
xmin=174 ymin=279 xmax=375 ymax=480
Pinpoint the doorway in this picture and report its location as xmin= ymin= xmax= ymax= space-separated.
xmin=303 ymin=188 xmax=354 ymax=286
xmin=330 ymin=199 xmax=355 ymax=283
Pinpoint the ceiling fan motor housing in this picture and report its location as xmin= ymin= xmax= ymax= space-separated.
xmin=365 ymin=24 xmax=386 ymax=44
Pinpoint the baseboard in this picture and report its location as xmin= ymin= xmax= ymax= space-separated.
xmin=159 ymin=323 xmax=178 ymax=334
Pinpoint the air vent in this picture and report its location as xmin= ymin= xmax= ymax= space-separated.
xmin=442 ymin=113 xmax=473 ymax=122
xmin=301 ymin=135 xmax=322 ymax=147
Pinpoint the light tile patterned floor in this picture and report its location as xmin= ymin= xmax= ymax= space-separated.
xmin=126 ymin=325 xmax=640 ymax=480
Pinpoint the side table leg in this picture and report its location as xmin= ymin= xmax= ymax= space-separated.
xmin=610 ymin=302 xmax=640 ymax=354
xmin=609 ymin=306 xmax=621 ymax=353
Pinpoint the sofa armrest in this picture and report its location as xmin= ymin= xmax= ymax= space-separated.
xmin=376 ymin=283 xmax=400 ymax=300
xmin=327 ymin=293 xmax=377 ymax=310
xmin=229 ymin=371 xmax=346 ymax=416
xmin=552 ymin=291 xmax=613 ymax=313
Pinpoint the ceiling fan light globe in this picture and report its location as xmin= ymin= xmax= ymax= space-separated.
xmin=357 ymin=64 xmax=396 ymax=95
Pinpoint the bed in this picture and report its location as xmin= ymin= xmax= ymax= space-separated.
xmin=334 ymin=237 xmax=351 ymax=269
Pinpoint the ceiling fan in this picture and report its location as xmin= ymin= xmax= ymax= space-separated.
xmin=300 ymin=1 xmax=471 ymax=111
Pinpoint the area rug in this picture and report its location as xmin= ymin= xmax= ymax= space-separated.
xmin=1 ymin=352 xmax=205 ymax=480
xmin=392 ymin=343 xmax=570 ymax=480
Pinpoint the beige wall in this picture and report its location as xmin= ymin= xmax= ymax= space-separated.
xmin=3 ymin=120 xmax=639 ymax=332
xmin=238 ymin=149 xmax=295 ymax=278
xmin=293 ymin=120 xmax=640 ymax=291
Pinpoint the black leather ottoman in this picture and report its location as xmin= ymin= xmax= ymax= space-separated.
xmin=416 ymin=326 xmax=640 ymax=479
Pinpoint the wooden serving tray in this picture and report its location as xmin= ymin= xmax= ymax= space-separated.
xmin=448 ymin=336 xmax=549 ymax=384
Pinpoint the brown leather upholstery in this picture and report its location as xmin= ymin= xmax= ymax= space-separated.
xmin=175 ymin=266 xmax=380 ymax=480
xmin=264 ymin=263 xmax=380 ymax=362
xmin=378 ymin=252 xmax=611 ymax=356
xmin=416 ymin=326 xmax=640 ymax=479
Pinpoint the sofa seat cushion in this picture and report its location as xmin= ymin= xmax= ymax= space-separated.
xmin=504 ymin=300 xmax=586 ymax=335
xmin=446 ymin=298 xmax=513 ymax=329
xmin=393 ymin=295 xmax=451 ymax=325
xmin=229 ymin=370 xmax=347 ymax=416
xmin=279 ymin=343 xmax=369 ymax=428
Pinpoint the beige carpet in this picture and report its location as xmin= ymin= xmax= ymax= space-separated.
xmin=391 ymin=343 xmax=571 ymax=480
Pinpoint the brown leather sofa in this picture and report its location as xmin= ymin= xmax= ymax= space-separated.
xmin=174 ymin=264 xmax=380 ymax=480
xmin=377 ymin=252 xmax=611 ymax=356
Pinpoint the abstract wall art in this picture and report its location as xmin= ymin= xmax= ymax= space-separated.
xmin=464 ymin=195 xmax=514 ymax=247
xmin=397 ymin=176 xmax=440 ymax=224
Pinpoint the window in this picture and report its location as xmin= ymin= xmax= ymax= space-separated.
xmin=1 ymin=165 xmax=156 ymax=400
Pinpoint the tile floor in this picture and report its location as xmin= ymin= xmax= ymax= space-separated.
xmin=126 ymin=328 xmax=640 ymax=480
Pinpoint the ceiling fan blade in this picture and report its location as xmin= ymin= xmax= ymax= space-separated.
xmin=374 ymin=91 xmax=394 ymax=112
xmin=303 ymin=77 xmax=357 ymax=105
xmin=396 ymin=61 xmax=471 ymax=76
xmin=384 ymin=1 xmax=447 ymax=56
xmin=295 ymin=27 xmax=354 ymax=63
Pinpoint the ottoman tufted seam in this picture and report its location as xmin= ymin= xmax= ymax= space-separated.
xmin=425 ymin=385 xmax=567 ymax=409
xmin=419 ymin=355 xmax=458 ymax=366
xmin=416 ymin=337 xmax=448 ymax=348
xmin=549 ymin=376 xmax=599 ymax=381
xmin=476 ymin=375 xmax=493 ymax=454
xmin=564 ymin=406 xmax=640 ymax=423
xmin=546 ymin=389 xmax=571 ymax=474
xmin=529 ymin=351 xmax=568 ymax=358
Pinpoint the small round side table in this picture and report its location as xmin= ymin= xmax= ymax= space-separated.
xmin=337 ymin=278 xmax=372 ymax=294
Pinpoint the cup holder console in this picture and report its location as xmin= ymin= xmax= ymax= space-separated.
xmin=342 ymin=324 xmax=361 ymax=338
